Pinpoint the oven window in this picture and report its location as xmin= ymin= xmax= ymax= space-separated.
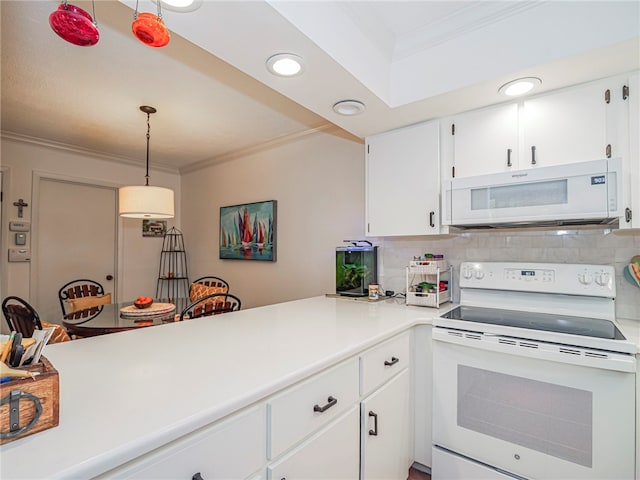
xmin=458 ymin=365 xmax=592 ymax=467
xmin=470 ymin=179 xmax=568 ymax=210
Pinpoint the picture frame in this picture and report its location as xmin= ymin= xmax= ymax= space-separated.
xmin=142 ymin=219 xmax=167 ymax=237
xmin=219 ymin=200 xmax=277 ymax=261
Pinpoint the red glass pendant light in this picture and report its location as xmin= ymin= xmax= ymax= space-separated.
xmin=132 ymin=0 xmax=170 ymax=48
xmin=49 ymin=1 xmax=99 ymax=47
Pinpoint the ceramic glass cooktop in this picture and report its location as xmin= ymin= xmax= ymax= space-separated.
xmin=441 ymin=305 xmax=626 ymax=340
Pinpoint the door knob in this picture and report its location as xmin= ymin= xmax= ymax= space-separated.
xmin=106 ymin=275 xmax=113 ymax=281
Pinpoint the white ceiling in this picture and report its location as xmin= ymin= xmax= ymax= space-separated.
xmin=1 ymin=1 xmax=639 ymax=173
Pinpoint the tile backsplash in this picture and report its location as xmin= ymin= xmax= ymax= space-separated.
xmin=375 ymin=228 xmax=640 ymax=321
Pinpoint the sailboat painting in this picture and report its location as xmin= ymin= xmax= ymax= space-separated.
xmin=219 ymin=200 xmax=277 ymax=261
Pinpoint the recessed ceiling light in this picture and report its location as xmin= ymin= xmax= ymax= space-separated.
xmin=498 ymin=77 xmax=542 ymax=97
xmin=266 ymin=53 xmax=304 ymax=77
xmin=333 ymin=100 xmax=366 ymax=116
xmin=151 ymin=0 xmax=202 ymax=13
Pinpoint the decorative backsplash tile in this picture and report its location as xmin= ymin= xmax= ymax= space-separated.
xmin=375 ymin=228 xmax=640 ymax=321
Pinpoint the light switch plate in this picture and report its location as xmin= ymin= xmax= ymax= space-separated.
xmin=9 ymin=221 xmax=30 ymax=232
xmin=8 ymin=248 xmax=30 ymax=262
xmin=15 ymin=232 xmax=26 ymax=245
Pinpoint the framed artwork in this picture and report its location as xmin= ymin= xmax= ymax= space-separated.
xmin=142 ymin=220 xmax=167 ymax=237
xmin=220 ymin=200 xmax=277 ymax=261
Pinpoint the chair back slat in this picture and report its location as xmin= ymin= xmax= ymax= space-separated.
xmin=2 ymin=296 xmax=43 ymax=337
xmin=58 ymin=279 xmax=106 ymax=316
xmin=181 ymin=293 xmax=241 ymax=321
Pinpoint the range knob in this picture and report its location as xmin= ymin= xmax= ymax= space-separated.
xmin=474 ymin=270 xmax=485 ymax=280
xmin=595 ymin=272 xmax=611 ymax=287
xmin=462 ymin=268 xmax=473 ymax=279
xmin=578 ymin=272 xmax=593 ymax=285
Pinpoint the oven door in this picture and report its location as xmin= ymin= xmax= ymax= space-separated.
xmin=432 ymin=327 xmax=636 ymax=480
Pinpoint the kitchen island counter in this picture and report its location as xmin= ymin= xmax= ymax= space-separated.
xmin=1 ymin=295 xmax=449 ymax=479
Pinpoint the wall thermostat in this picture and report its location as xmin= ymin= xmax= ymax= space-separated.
xmin=9 ymin=221 xmax=30 ymax=232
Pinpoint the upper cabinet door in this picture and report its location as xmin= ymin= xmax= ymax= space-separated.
xmin=451 ymin=103 xmax=519 ymax=178
xmin=366 ymin=120 xmax=441 ymax=236
xmin=522 ymin=80 xmax=609 ymax=167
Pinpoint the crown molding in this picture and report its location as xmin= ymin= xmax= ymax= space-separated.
xmin=179 ymin=123 xmax=360 ymax=174
xmin=0 ymin=131 xmax=180 ymax=174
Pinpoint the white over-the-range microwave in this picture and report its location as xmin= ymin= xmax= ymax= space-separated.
xmin=442 ymin=158 xmax=624 ymax=228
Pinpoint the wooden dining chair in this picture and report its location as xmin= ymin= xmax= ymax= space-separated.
xmin=2 ymin=296 xmax=43 ymax=338
xmin=58 ymin=279 xmax=111 ymax=320
xmin=179 ymin=293 xmax=241 ymax=321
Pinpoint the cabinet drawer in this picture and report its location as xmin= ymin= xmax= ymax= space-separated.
xmin=99 ymin=405 xmax=265 ymax=479
xmin=360 ymin=332 xmax=410 ymax=396
xmin=268 ymin=358 xmax=359 ymax=460
xmin=268 ymin=406 xmax=360 ymax=480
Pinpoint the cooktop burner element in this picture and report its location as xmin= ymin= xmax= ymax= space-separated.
xmin=442 ymin=305 xmax=626 ymax=340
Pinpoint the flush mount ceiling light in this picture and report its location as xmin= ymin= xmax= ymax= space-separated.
xmin=498 ymin=77 xmax=542 ymax=97
xmin=151 ymin=0 xmax=202 ymax=13
xmin=266 ymin=53 xmax=304 ymax=77
xmin=333 ymin=100 xmax=366 ymax=116
xmin=119 ymin=106 xmax=175 ymax=219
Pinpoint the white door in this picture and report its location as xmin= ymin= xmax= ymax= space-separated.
xmin=34 ymin=178 xmax=117 ymax=318
xmin=361 ymin=369 xmax=411 ymax=480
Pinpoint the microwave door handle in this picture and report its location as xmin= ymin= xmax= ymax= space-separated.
xmin=531 ymin=145 xmax=537 ymax=165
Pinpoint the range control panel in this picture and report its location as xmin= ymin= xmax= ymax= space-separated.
xmin=460 ymin=262 xmax=615 ymax=297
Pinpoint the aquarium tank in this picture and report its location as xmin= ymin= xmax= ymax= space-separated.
xmin=336 ymin=241 xmax=378 ymax=297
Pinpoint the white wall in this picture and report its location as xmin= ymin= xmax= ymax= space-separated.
xmin=181 ymin=128 xmax=365 ymax=309
xmin=0 ymin=137 xmax=181 ymax=311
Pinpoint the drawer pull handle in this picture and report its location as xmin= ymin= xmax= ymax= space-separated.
xmin=313 ymin=396 xmax=337 ymax=413
xmin=192 ymin=473 xmax=204 ymax=480
xmin=368 ymin=411 xmax=378 ymax=436
xmin=384 ymin=356 xmax=399 ymax=366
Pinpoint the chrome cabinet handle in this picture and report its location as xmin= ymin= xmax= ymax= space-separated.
xmin=368 ymin=411 xmax=378 ymax=436
xmin=507 ymin=148 xmax=512 ymax=167
xmin=313 ymin=396 xmax=337 ymax=413
xmin=384 ymin=356 xmax=399 ymax=366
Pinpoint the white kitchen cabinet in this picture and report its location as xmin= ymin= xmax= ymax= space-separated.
xmin=267 ymin=406 xmax=360 ymax=480
xmin=360 ymin=331 xmax=410 ymax=397
xmin=361 ymin=368 xmax=411 ymax=480
xmin=365 ymin=120 xmax=443 ymax=236
xmin=449 ymin=103 xmax=519 ymax=178
xmin=449 ymin=76 xmax=626 ymax=179
xmin=627 ymin=72 xmax=639 ymax=229
xmin=267 ymin=357 xmax=359 ymax=460
xmin=522 ymin=79 xmax=611 ymax=167
xmin=98 ymin=405 xmax=266 ymax=480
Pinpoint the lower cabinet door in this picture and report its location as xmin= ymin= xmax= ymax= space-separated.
xmin=361 ymin=369 xmax=411 ymax=480
xmin=268 ymin=406 xmax=360 ymax=480
xmin=100 ymin=406 xmax=265 ymax=479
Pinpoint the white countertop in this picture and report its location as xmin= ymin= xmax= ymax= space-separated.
xmin=1 ymin=296 xmax=446 ymax=479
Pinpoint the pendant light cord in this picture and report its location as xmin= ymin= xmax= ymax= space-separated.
xmin=145 ymin=111 xmax=151 ymax=186
xmin=133 ymin=0 xmax=163 ymax=20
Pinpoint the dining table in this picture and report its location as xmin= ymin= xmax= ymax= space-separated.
xmin=60 ymin=298 xmax=190 ymax=337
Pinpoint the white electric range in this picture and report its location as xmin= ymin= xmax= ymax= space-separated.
xmin=432 ymin=262 xmax=636 ymax=480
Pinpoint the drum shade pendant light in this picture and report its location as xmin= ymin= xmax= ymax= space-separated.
xmin=119 ymin=106 xmax=174 ymax=219
xmin=132 ymin=0 xmax=170 ymax=48
xmin=49 ymin=0 xmax=99 ymax=46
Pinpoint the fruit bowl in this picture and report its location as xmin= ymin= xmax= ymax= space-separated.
xmin=134 ymin=296 xmax=153 ymax=309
